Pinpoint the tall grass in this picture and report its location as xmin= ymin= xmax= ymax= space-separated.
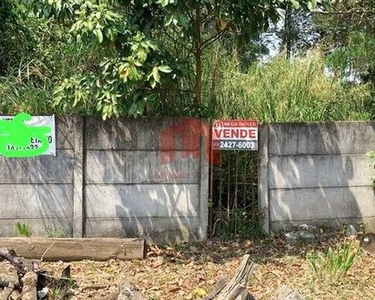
xmin=204 ymin=48 xmax=372 ymax=122
xmin=0 ymin=77 xmax=53 ymax=115
xmin=0 ymin=60 xmax=89 ymax=115
xmin=0 ymin=60 xmax=56 ymax=115
xmin=307 ymin=240 xmax=359 ymax=282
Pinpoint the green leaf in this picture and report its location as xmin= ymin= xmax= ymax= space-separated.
xmin=152 ymin=66 xmax=160 ymax=83
xmin=150 ymin=79 xmax=157 ymax=89
xmin=178 ymin=14 xmax=189 ymax=28
xmin=94 ymin=28 xmax=103 ymax=43
xmin=165 ymin=13 xmax=174 ymax=26
xmin=158 ymin=65 xmax=172 ymax=73
xmin=290 ymin=0 xmax=301 ymax=9
xmin=306 ymin=0 xmax=318 ymax=10
xmin=128 ymin=102 xmax=137 ymax=116
xmin=157 ymin=0 xmax=169 ymax=7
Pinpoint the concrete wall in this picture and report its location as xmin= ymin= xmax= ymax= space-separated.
xmin=259 ymin=122 xmax=375 ymax=232
xmin=7 ymin=118 xmax=373 ymax=238
xmin=0 ymin=117 xmax=79 ymax=237
xmin=0 ymin=117 xmax=208 ymax=243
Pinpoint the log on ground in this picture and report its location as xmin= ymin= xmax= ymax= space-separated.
xmin=0 ymin=238 xmax=145 ymax=261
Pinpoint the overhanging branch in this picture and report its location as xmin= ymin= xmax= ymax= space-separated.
xmin=315 ymin=8 xmax=375 ymax=15
xmin=201 ymin=30 xmax=226 ymax=50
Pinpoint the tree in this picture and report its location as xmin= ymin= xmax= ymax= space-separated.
xmin=314 ymin=0 xmax=375 ymax=83
xmin=278 ymin=8 xmax=320 ymax=59
xmin=30 ymin=0 xmax=329 ymax=118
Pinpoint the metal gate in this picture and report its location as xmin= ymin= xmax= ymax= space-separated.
xmin=208 ymin=150 xmax=262 ymax=239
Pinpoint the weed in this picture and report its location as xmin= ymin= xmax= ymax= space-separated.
xmin=44 ymin=226 xmax=68 ymax=238
xmin=307 ymin=240 xmax=358 ymax=281
xmin=15 ymin=222 xmax=31 ymax=237
xmin=49 ymin=287 xmax=61 ymax=300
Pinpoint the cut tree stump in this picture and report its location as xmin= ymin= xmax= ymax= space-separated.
xmin=271 ymin=286 xmax=304 ymax=300
xmin=216 ymin=254 xmax=255 ymax=300
xmin=204 ymin=254 xmax=255 ymax=300
xmin=0 ymin=238 xmax=145 ymax=261
xmin=202 ymin=277 xmax=229 ymax=300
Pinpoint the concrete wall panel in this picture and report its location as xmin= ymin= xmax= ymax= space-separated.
xmin=0 ymin=184 xmax=72 ymax=218
xmin=56 ymin=116 xmax=80 ymax=150
xmin=86 ymin=150 xmax=200 ymax=184
xmin=262 ymin=122 xmax=375 ymax=232
xmin=0 ymin=218 xmax=73 ymax=237
xmin=85 ymin=216 xmax=200 ymax=243
xmin=0 ymin=151 xmax=74 ymax=184
xmin=85 ymin=184 xmax=199 ymax=218
xmin=269 ymin=154 xmax=373 ymax=189
xmin=269 ymin=122 xmax=375 ymax=156
xmin=270 ymin=186 xmax=375 ymax=221
xmin=86 ymin=117 xmax=201 ymax=151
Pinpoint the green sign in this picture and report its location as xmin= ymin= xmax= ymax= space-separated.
xmin=0 ymin=113 xmax=52 ymax=157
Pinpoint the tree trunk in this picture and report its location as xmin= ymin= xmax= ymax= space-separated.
xmin=194 ymin=6 xmax=202 ymax=107
xmin=284 ymin=5 xmax=292 ymax=59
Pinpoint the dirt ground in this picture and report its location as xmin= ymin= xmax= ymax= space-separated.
xmin=41 ymin=233 xmax=375 ymax=300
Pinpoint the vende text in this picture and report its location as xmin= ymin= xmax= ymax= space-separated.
xmin=213 ymin=127 xmax=257 ymax=140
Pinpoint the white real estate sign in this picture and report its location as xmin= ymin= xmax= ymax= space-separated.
xmin=0 ymin=115 xmax=56 ymax=156
xmin=212 ymin=119 xmax=258 ymax=151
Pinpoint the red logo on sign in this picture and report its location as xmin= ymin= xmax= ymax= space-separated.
xmin=159 ymin=118 xmax=220 ymax=165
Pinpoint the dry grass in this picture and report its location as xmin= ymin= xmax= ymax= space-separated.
xmin=41 ymin=234 xmax=375 ymax=299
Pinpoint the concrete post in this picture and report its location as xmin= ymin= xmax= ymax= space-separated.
xmin=72 ymin=116 xmax=85 ymax=237
xmin=258 ymin=124 xmax=270 ymax=234
xmin=198 ymin=121 xmax=209 ymax=240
